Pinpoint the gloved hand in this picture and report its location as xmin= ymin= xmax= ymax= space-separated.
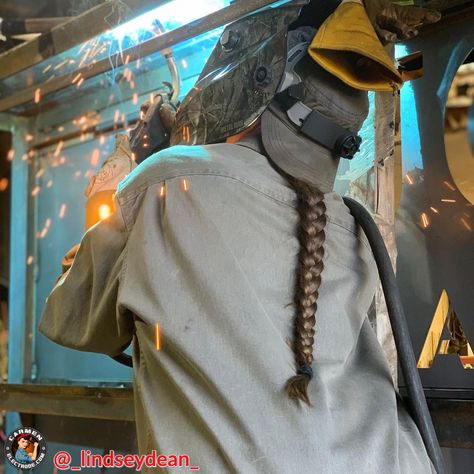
xmin=363 ymin=0 xmax=441 ymax=44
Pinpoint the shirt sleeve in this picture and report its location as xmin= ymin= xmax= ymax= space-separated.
xmin=38 ymin=204 xmax=134 ymax=357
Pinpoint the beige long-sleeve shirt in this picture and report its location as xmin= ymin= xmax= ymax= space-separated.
xmin=39 ymin=141 xmax=435 ymax=473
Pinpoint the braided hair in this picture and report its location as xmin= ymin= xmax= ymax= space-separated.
xmin=286 ymin=177 xmax=327 ymax=406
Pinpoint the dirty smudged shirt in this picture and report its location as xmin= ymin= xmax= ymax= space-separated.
xmin=39 ymin=143 xmax=435 ymax=474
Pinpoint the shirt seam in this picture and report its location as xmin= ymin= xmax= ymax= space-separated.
xmin=117 ymin=172 xmax=372 ymax=252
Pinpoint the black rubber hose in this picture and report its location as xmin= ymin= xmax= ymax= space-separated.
xmin=343 ymin=197 xmax=446 ymax=474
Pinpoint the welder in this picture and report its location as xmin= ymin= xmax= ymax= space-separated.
xmin=39 ymin=1 xmax=443 ymax=472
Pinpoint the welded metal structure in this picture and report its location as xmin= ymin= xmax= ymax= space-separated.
xmin=0 ymin=0 xmax=472 ymax=472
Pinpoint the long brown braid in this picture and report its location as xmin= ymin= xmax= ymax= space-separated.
xmin=286 ymin=176 xmax=327 ymax=406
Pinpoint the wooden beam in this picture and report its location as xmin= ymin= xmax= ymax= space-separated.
xmin=0 ymin=384 xmax=134 ymax=421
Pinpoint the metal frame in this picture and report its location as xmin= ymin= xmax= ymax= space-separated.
xmin=0 ymin=0 xmax=170 ymax=81
xmin=0 ymin=0 xmax=304 ymax=112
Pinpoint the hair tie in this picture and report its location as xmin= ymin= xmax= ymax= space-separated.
xmin=297 ymin=363 xmax=313 ymax=379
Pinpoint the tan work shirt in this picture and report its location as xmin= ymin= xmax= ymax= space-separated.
xmin=39 ymin=141 xmax=435 ymax=473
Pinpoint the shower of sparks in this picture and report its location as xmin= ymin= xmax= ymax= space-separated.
xmin=405 ymin=173 xmax=414 ymax=185
xmin=421 ymin=213 xmax=429 ymax=228
xmin=443 ymin=181 xmax=455 ymax=191
xmin=430 ymin=207 xmax=439 ymax=214
xmin=7 ymin=149 xmax=14 ymax=161
xmin=91 ymin=149 xmax=100 ymax=166
xmin=155 ymin=323 xmax=161 ymax=350
xmin=182 ymin=179 xmax=189 ymax=191
xmin=441 ymin=199 xmax=456 ymax=203
xmin=53 ymin=141 xmax=64 ymax=157
xmin=34 ymin=88 xmax=41 ymax=104
xmin=27 ymin=256 xmax=34 ymax=265
xmin=59 ymin=204 xmax=67 ymax=219
xmin=98 ymin=204 xmax=112 ymax=220
xmin=460 ymin=218 xmax=472 ymax=231
xmin=31 ymin=186 xmax=41 ymax=197
xmin=0 ymin=178 xmax=9 ymax=192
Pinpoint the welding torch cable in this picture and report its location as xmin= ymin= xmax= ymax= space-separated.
xmin=342 ymin=196 xmax=446 ymax=474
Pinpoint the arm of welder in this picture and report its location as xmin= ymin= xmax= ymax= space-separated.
xmin=38 ymin=204 xmax=134 ymax=357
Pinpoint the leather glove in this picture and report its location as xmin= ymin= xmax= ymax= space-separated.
xmin=363 ymin=0 xmax=441 ymax=44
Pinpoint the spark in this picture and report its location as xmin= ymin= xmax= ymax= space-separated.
xmin=21 ymin=154 xmax=28 ymax=161
xmin=42 ymin=64 xmax=52 ymax=74
xmin=31 ymin=186 xmax=41 ymax=197
xmin=421 ymin=213 xmax=429 ymax=228
xmin=99 ymin=135 xmax=105 ymax=145
xmin=182 ymin=179 xmax=189 ymax=191
xmin=443 ymin=181 xmax=455 ymax=191
xmin=46 ymin=180 xmax=53 ymax=188
xmin=430 ymin=207 xmax=439 ymax=214
xmin=130 ymin=80 xmax=136 ymax=90
xmin=91 ymin=149 xmax=100 ymax=166
xmin=149 ymin=94 xmax=154 ymax=104
xmin=76 ymin=77 xmax=85 ymax=88
xmin=132 ymin=93 xmax=138 ymax=105
xmin=155 ymin=323 xmax=161 ymax=350
xmin=25 ymin=133 xmax=34 ymax=142
xmin=59 ymin=204 xmax=67 ymax=219
xmin=125 ymin=54 xmax=130 ymax=65
xmin=181 ymin=59 xmax=188 ymax=68
xmin=136 ymin=58 xmax=141 ymax=69
xmin=114 ymin=109 xmax=120 ymax=123
xmin=0 ymin=178 xmax=9 ymax=191
xmin=59 ymin=156 xmax=66 ymax=165
xmin=35 ymin=169 xmax=44 ymax=178
xmin=27 ymin=256 xmax=34 ymax=265
xmin=441 ymin=199 xmax=456 ymax=203
xmin=53 ymin=141 xmax=64 ymax=157
xmin=159 ymin=185 xmax=166 ymax=197
xmin=54 ymin=59 xmax=69 ymax=70
xmin=34 ymin=88 xmax=41 ymax=104
xmin=98 ymin=204 xmax=112 ymax=220
xmin=405 ymin=173 xmax=414 ymax=185
xmin=7 ymin=149 xmax=14 ymax=161
xmin=72 ymin=73 xmax=83 ymax=84
xmin=460 ymin=218 xmax=472 ymax=231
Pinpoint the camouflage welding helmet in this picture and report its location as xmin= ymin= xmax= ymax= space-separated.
xmin=170 ymin=2 xmax=307 ymax=146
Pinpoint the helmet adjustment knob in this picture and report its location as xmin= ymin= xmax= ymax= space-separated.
xmin=254 ymin=66 xmax=273 ymax=87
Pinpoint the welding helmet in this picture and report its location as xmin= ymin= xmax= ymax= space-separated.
xmin=170 ymin=0 xmax=401 ymax=163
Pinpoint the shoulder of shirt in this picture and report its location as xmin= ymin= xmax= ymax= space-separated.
xmin=115 ymin=143 xmax=295 ymax=206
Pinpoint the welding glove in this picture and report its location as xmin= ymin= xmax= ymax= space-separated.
xmin=363 ymin=0 xmax=441 ymax=45
xmin=308 ymin=0 xmax=440 ymax=92
xmin=84 ymin=133 xmax=136 ymax=230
